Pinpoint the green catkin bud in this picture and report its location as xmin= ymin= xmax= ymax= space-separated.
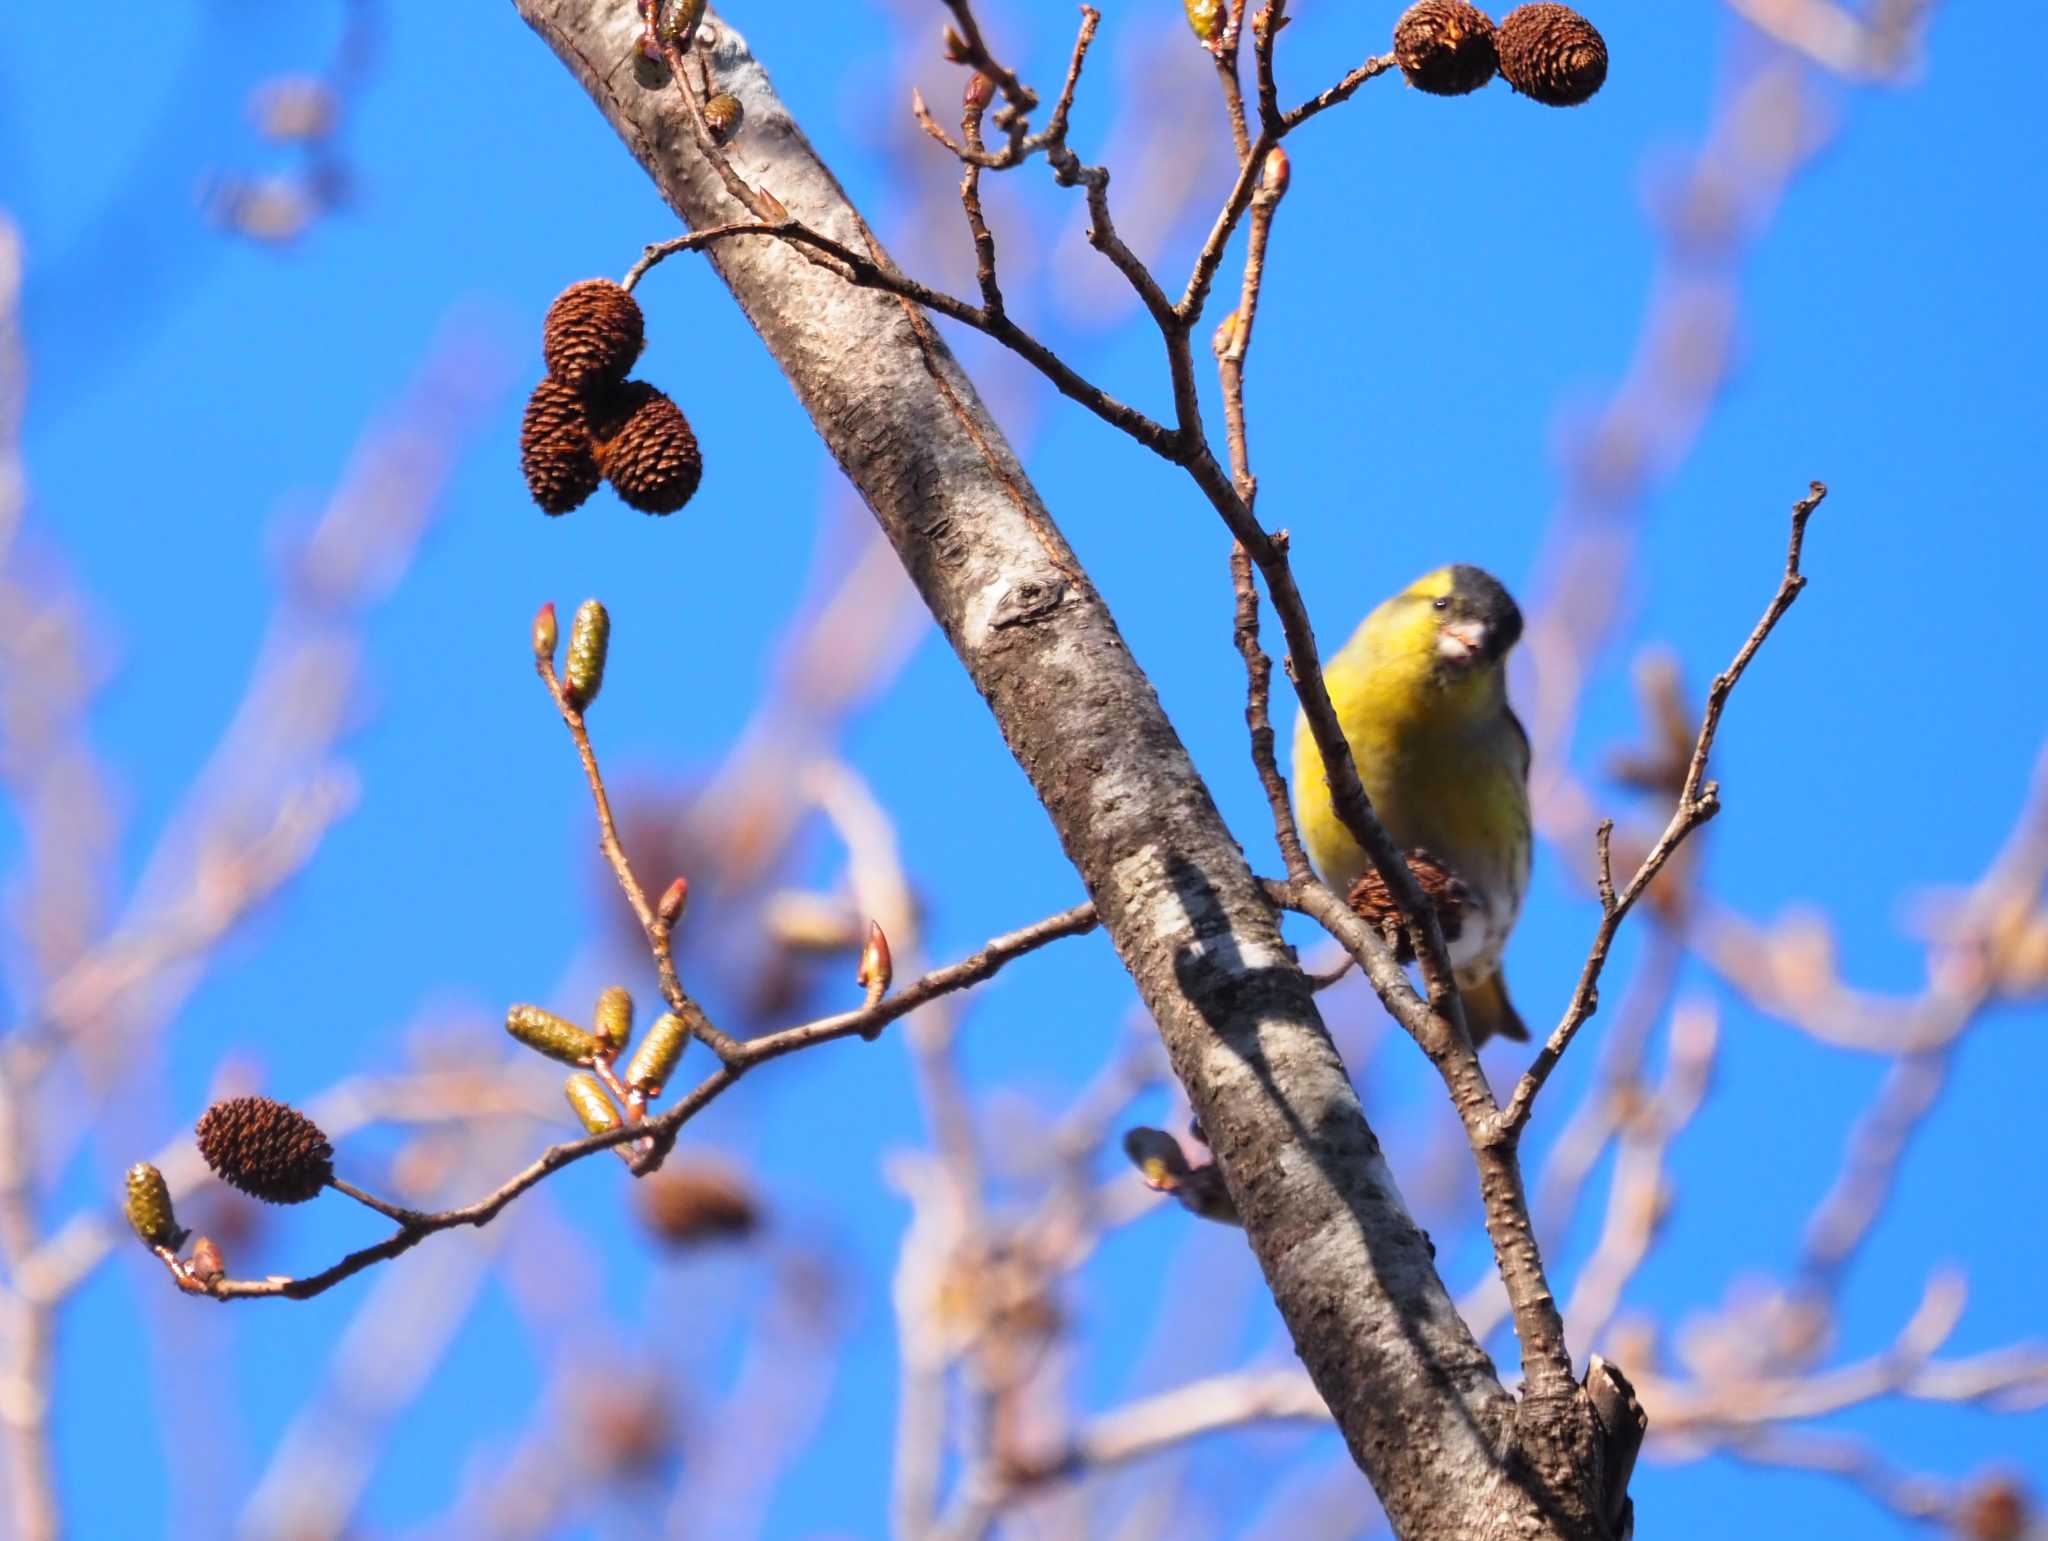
xmin=125 ymin=1162 xmax=178 ymax=1249
xmin=594 ymin=986 xmax=634 ymax=1055
xmin=1185 ymin=0 xmax=1226 ymax=44
xmin=506 ymin=1004 xmax=602 ymax=1065
xmin=564 ymin=1072 xmax=622 ymax=1135
xmin=564 ymin=599 xmax=610 ymax=711
xmin=625 ymin=1011 xmax=690 ymax=1097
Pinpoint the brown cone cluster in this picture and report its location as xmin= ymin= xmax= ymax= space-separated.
xmin=1394 ymin=1 xmax=1499 ymax=96
xmin=521 ymin=278 xmax=703 ymax=517
xmin=195 ymin=1095 xmax=334 ymax=1205
xmin=1346 ymin=849 xmax=1470 ymax=964
xmin=1497 ymin=3 xmax=1608 ymax=106
xmin=1387 ymin=0 xmax=1606 ymax=106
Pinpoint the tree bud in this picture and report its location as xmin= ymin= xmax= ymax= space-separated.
xmin=533 ymin=601 xmax=559 ymax=665
xmin=564 ymin=599 xmax=610 ymax=711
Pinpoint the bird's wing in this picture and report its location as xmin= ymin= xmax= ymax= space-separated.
xmin=1504 ymin=703 xmax=1532 ymax=783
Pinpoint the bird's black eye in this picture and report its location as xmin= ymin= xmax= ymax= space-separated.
xmin=1431 ymin=595 xmax=1451 ymax=612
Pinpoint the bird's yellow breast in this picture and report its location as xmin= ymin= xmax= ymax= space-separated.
xmin=1291 ymin=609 xmax=1530 ymax=907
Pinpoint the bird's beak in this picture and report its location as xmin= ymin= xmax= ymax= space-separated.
xmin=1437 ymin=619 xmax=1487 ymax=666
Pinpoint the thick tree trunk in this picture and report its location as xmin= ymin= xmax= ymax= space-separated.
xmin=511 ymin=5 xmax=1606 ymax=1535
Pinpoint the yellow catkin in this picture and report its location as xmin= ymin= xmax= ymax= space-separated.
xmin=564 ymin=599 xmax=610 ymax=710
xmin=125 ymin=1162 xmax=178 ymax=1248
xmin=625 ymin=1011 xmax=690 ymax=1097
xmin=506 ymin=1004 xmax=601 ymax=1065
xmin=593 ymin=987 xmax=634 ymax=1055
xmin=564 ymin=1072 xmax=622 ymax=1135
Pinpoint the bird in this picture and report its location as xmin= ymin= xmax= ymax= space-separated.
xmin=1291 ymin=563 xmax=1532 ymax=1045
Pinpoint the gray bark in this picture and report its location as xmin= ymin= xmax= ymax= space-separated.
xmin=510 ymin=4 xmax=1606 ymax=1535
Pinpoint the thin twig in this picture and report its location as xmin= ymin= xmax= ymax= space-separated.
xmin=535 ymin=650 xmax=746 ymax=1065
xmin=168 ymin=1069 xmax=736 ymax=1302
xmin=742 ymin=903 xmax=1099 ymax=1064
xmin=1281 ymin=53 xmax=1400 ymax=130
xmin=625 ymin=217 xmax=1177 ymax=456
xmin=1232 ymin=546 xmax=1310 ymax=881
xmin=146 ymin=900 xmax=1095 ymax=1303
xmin=327 ymin=1177 xmax=426 ymax=1226
xmin=1501 ymin=480 xmax=1828 ymax=1136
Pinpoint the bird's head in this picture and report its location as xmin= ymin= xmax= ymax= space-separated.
xmin=1355 ymin=564 xmax=1523 ymax=716
xmin=1415 ymin=564 xmax=1523 ymax=674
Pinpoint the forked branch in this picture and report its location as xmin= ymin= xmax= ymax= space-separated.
xmin=1501 ymin=480 xmax=1829 ymax=1136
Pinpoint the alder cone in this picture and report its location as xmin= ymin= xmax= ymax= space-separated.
xmin=1954 ymin=1477 xmax=2031 ymax=1541
xmin=195 ymin=1095 xmax=334 ymax=1205
xmin=592 ymin=381 xmax=702 ymax=515
xmin=636 ymin=1161 xmax=759 ymax=1248
xmin=520 ymin=379 xmax=601 ymax=515
xmin=702 ymin=92 xmax=744 ymax=146
xmin=1497 ymin=3 xmax=1608 ymax=106
xmin=1393 ymin=1 xmax=1499 ymax=96
xmin=542 ymin=278 xmax=645 ymax=391
xmin=1345 ymin=849 xmax=1469 ymax=964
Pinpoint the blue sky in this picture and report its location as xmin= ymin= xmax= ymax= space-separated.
xmin=1 ymin=2 xmax=2041 ymax=1537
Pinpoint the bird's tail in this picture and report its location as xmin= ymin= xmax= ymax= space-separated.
xmin=1462 ymin=970 xmax=1530 ymax=1046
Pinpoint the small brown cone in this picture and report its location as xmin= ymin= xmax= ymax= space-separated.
xmin=663 ymin=0 xmax=706 ymax=49
xmin=1393 ymin=1 xmax=1500 ymax=96
xmin=636 ymin=1160 xmax=759 ymax=1248
xmin=1345 ymin=849 xmax=1469 ymax=964
xmin=1954 ymin=1475 xmax=2032 ymax=1541
xmin=542 ymin=279 xmax=645 ymax=392
xmin=1497 ymin=3 xmax=1607 ymax=106
xmin=520 ymin=379 xmax=600 ymax=515
xmin=591 ymin=381 xmax=702 ymax=515
xmin=195 ymin=1096 xmax=334 ymax=1205
xmin=703 ymin=93 xmax=744 ymax=145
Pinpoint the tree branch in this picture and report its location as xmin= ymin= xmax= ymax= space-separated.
xmin=507 ymin=5 xmax=1593 ymax=1534
xmin=1501 ymin=481 xmax=1828 ymax=1136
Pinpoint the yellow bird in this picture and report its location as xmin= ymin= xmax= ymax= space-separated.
xmin=1292 ymin=564 xmax=1532 ymax=1045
